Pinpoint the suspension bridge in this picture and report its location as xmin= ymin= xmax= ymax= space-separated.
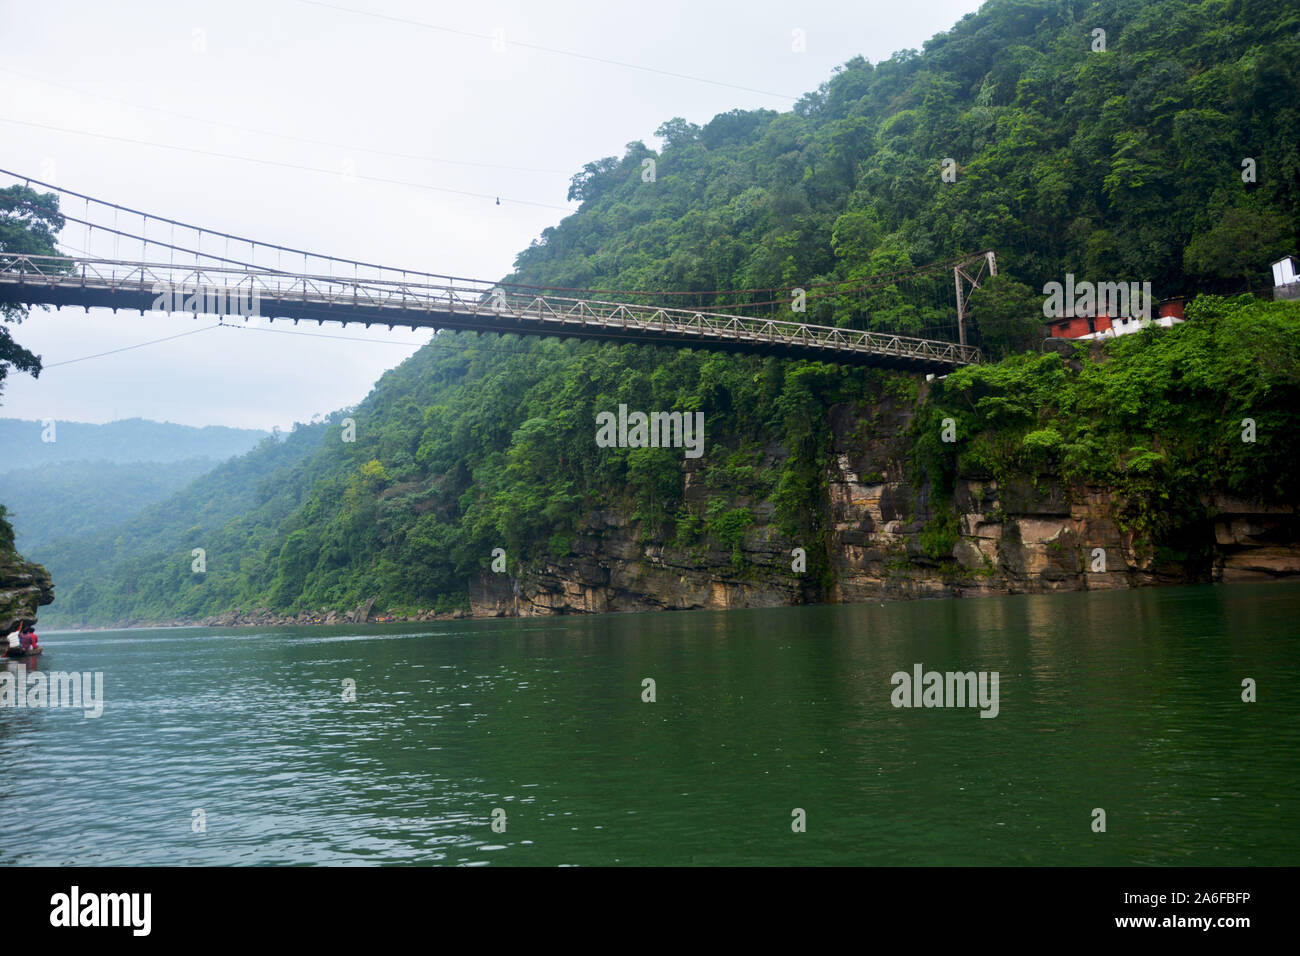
xmin=0 ymin=170 xmax=987 ymax=372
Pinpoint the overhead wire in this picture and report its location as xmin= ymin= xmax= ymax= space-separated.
xmin=0 ymin=118 xmax=573 ymax=212
xmin=0 ymin=65 xmax=572 ymax=176
xmin=41 ymin=324 xmax=224 ymax=367
xmin=295 ymin=0 xmax=800 ymax=101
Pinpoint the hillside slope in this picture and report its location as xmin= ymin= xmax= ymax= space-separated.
xmin=36 ymin=0 xmax=1300 ymax=626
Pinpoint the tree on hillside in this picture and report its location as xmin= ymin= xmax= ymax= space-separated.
xmin=654 ymin=117 xmax=700 ymax=150
xmin=0 ymin=184 xmax=65 ymax=396
xmin=1183 ymin=205 xmax=1294 ymax=292
xmin=566 ymin=157 xmax=620 ymax=204
xmin=970 ymin=275 xmax=1043 ymax=358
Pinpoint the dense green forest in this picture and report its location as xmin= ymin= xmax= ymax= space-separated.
xmin=18 ymin=0 xmax=1300 ymax=625
xmin=508 ymin=0 xmax=1298 ymax=353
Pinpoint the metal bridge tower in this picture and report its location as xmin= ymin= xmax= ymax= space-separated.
xmin=954 ymin=251 xmax=998 ymax=347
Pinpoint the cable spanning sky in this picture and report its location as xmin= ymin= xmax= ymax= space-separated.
xmin=0 ymin=0 xmax=982 ymax=429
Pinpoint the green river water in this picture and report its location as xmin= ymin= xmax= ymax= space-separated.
xmin=2 ymin=581 xmax=1297 ymax=865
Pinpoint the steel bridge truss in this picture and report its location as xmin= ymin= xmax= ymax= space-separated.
xmin=0 ymin=254 xmax=983 ymax=372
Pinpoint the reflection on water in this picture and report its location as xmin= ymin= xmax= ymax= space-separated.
xmin=1 ymin=581 xmax=1297 ymax=865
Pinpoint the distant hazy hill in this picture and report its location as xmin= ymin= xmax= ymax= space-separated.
xmin=34 ymin=421 xmax=333 ymax=626
xmin=0 ymin=418 xmax=267 ymax=471
xmin=0 ymin=458 xmax=219 ymax=553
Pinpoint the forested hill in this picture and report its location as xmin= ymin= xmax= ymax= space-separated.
xmin=506 ymin=0 xmax=1299 ymax=351
xmin=37 ymin=0 xmax=1300 ymax=627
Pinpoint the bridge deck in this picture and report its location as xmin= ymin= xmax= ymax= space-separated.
xmin=0 ymin=255 xmax=982 ymax=372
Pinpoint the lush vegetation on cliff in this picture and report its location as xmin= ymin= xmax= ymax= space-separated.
xmin=917 ymin=295 xmax=1300 ymax=558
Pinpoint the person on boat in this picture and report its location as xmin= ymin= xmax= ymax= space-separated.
xmin=5 ymin=627 xmax=19 ymax=656
xmin=19 ymin=623 xmax=37 ymax=651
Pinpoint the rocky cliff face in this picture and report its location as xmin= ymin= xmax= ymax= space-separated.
xmin=467 ymin=390 xmax=1299 ymax=618
xmin=107 ymin=380 xmax=1298 ymax=629
xmin=469 ymin=503 xmax=812 ymax=617
xmin=0 ymin=539 xmax=55 ymax=633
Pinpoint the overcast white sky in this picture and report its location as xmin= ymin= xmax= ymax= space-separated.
xmin=1 ymin=0 xmax=982 ymax=430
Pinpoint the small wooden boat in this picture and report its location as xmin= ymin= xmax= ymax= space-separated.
xmin=2 ymin=646 xmax=42 ymax=659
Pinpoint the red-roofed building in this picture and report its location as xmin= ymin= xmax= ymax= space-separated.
xmin=1044 ymin=299 xmax=1185 ymax=340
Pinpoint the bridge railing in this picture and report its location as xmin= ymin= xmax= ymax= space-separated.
xmin=0 ymin=254 xmax=983 ymax=365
